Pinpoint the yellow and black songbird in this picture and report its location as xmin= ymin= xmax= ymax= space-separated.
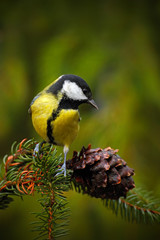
xmin=29 ymin=74 xmax=98 ymax=176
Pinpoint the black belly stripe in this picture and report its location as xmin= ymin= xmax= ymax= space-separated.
xmin=46 ymin=96 xmax=81 ymax=144
xmin=47 ymin=118 xmax=55 ymax=144
xmin=47 ymin=111 xmax=59 ymax=144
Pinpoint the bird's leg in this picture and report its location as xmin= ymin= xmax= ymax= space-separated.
xmin=33 ymin=141 xmax=45 ymax=157
xmin=56 ymin=145 xmax=69 ymax=177
xmin=63 ymin=145 xmax=69 ymax=177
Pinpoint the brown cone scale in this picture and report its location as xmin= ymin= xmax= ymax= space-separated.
xmin=67 ymin=145 xmax=135 ymax=199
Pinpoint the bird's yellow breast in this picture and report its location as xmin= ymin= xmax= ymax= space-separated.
xmin=30 ymin=93 xmax=58 ymax=142
xmin=30 ymin=92 xmax=80 ymax=147
xmin=52 ymin=109 xmax=80 ymax=147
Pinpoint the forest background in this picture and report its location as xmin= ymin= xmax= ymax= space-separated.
xmin=0 ymin=0 xmax=160 ymax=239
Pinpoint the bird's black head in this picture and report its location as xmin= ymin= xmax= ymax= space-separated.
xmin=47 ymin=74 xmax=98 ymax=109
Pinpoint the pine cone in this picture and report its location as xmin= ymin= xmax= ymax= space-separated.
xmin=67 ymin=145 xmax=135 ymax=200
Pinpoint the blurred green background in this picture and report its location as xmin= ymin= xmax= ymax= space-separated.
xmin=0 ymin=0 xmax=160 ymax=239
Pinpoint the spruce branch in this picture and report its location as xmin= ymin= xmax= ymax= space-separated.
xmin=31 ymin=143 xmax=70 ymax=240
xmin=0 ymin=139 xmax=70 ymax=240
xmin=0 ymin=139 xmax=160 ymax=240
xmin=103 ymin=188 xmax=160 ymax=224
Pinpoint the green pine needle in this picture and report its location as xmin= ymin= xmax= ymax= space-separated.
xmin=103 ymin=188 xmax=160 ymax=224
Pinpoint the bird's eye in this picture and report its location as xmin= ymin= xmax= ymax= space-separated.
xmin=83 ymin=88 xmax=88 ymax=94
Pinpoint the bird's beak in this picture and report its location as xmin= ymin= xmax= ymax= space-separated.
xmin=88 ymin=99 xmax=98 ymax=110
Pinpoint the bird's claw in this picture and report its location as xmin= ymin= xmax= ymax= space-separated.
xmin=56 ymin=163 xmax=66 ymax=177
xmin=33 ymin=141 xmax=45 ymax=157
xmin=33 ymin=143 xmax=40 ymax=157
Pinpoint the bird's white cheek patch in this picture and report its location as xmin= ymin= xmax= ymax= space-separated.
xmin=62 ymin=80 xmax=87 ymax=100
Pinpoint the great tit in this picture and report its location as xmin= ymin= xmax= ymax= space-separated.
xmin=29 ymin=74 xmax=98 ymax=176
